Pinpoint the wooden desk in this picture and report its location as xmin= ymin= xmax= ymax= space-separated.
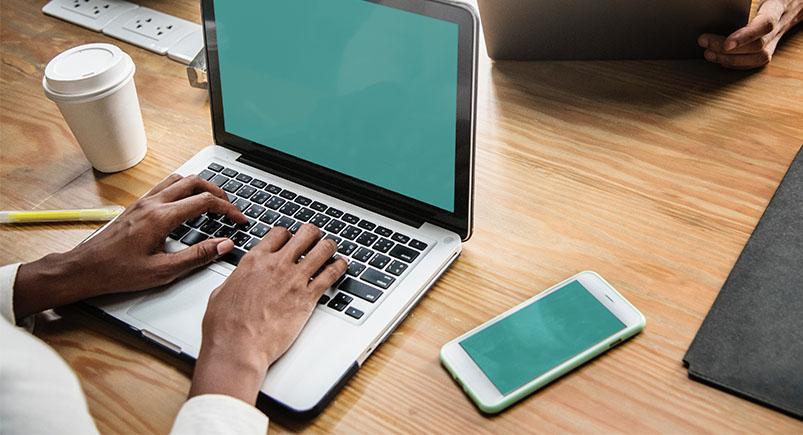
xmin=2 ymin=0 xmax=801 ymax=432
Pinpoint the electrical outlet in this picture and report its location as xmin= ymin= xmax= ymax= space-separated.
xmin=103 ymin=7 xmax=200 ymax=55
xmin=42 ymin=0 xmax=139 ymax=32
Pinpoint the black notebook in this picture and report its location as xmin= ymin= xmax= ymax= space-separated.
xmin=684 ymin=146 xmax=803 ymax=419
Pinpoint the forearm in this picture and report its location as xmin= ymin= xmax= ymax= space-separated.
xmin=189 ymin=342 xmax=269 ymax=405
xmin=13 ymin=251 xmax=90 ymax=319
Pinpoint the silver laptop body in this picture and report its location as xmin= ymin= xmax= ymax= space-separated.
xmin=86 ymin=0 xmax=478 ymax=418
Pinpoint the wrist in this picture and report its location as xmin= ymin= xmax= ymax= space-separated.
xmin=190 ymin=341 xmax=270 ymax=405
xmin=14 ymin=250 xmax=89 ymax=319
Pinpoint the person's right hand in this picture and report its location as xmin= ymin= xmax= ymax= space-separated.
xmin=189 ymin=224 xmax=348 ymax=404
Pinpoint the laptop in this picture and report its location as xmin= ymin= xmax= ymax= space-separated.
xmin=476 ymin=0 xmax=751 ymax=60
xmin=86 ymin=0 xmax=478 ymax=418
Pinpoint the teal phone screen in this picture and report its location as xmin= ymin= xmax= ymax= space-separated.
xmin=460 ymin=281 xmax=626 ymax=395
xmin=214 ymin=0 xmax=459 ymax=211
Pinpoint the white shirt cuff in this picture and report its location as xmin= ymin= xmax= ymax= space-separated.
xmin=0 ymin=263 xmax=22 ymax=324
xmin=171 ymin=394 xmax=268 ymax=435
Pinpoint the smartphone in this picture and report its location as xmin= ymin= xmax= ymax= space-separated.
xmin=440 ymin=271 xmax=645 ymax=414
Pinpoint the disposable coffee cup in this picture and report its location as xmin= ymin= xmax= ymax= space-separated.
xmin=43 ymin=43 xmax=147 ymax=173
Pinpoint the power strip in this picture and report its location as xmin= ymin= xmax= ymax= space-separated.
xmin=42 ymin=0 xmax=203 ymax=65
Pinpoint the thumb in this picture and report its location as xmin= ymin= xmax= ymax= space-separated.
xmin=166 ymin=238 xmax=235 ymax=273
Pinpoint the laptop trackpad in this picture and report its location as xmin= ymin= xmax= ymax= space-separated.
xmin=127 ymin=268 xmax=226 ymax=350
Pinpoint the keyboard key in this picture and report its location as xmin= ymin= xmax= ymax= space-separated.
xmin=279 ymin=190 xmax=297 ymax=200
xmin=186 ymin=215 xmax=207 ymax=228
xmin=198 ymin=169 xmax=216 ymax=181
xmin=266 ymin=184 xmax=282 ymax=194
xmin=250 ymin=179 xmax=267 ymax=189
xmin=237 ymin=185 xmax=256 ymax=199
xmin=358 ymin=220 xmax=376 ymax=231
xmin=221 ymin=215 xmax=237 ymax=226
xmin=324 ymin=219 xmax=346 ymax=234
xmin=181 ymin=230 xmax=208 ymax=246
xmin=372 ymin=238 xmax=394 ymax=253
xmin=259 ymin=210 xmax=280 ymax=224
xmin=386 ymin=260 xmax=408 ymax=276
xmin=356 ymin=232 xmax=378 ymax=247
xmin=409 ymin=239 xmax=428 ymax=250
xmin=289 ymin=222 xmax=302 ymax=234
xmin=208 ymin=162 xmax=224 ymax=172
xmin=324 ymin=234 xmax=342 ymax=245
xmin=391 ymin=233 xmax=410 ymax=244
xmin=342 ymin=213 xmax=359 ymax=225
xmin=234 ymin=219 xmax=256 ymax=232
xmin=231 ymin=231 xmax=251 ymax=247
xmin=338 ymin=241 xmax=358 ymax=256
xmin=211 ymin=174 xmax=229 ymax=187
xmin=215 ymin=226 xmax=237 ymax=238
xmin=341 ymin=226 xmax=362 ymax=240
xmin=318 ymin=294 xmax=330 ymax=305
xmin=244 ymin=238 xmax=260 ymax=250
xmin=375 ymin=226 xmax=393 ymax=237
xmin=250 ymin=223 xmax=270 ymax=238
xmin=275 ymin=216 xmax=296 ymax=229
xmin=226 ymin=193 xmax=237 ymax=203
xmin=221 ymin=168 xmax=238 ymax=177
xmin=345 ymin=307 xmax=364 ymax=320
xmin=169 ymin=224 xmax=191 ymax=240
xmin=369 ymin=254 xmax=391 ymax=270
xmin=235 ymin=173 xmax=252 ymax=183
xmin=244 ymin=204 xmax=266 ymax=219
xmin=310 ymin=201 xmax=327 ymax=212
xmin=222 ymin=180 xmax=243 ymax=193
xmin=221 ymin=248 xmax=246 ymax=266
xmin=250 ymin=191 xmax=270 ymax=204
xmin=207 ymin=213 xmax=222 ymax=221
xmin=389 ymin=244 xmax=419 ymax=263
xmin=353 ymin=247 xmax=374 ymax=263
xmin=347 ymin=261 xmax=366 ymax=277
xmin=339 ymin=278 xmax=383 ymax=303
xmin=325 ymin=207 xmax=343 ymax=218
xmin=309 ymin=213 xmax=331 ymax=228
xmin=199 ymin=220 xmax=222 ymax=235
xmin=327 ymin=292 xmax=352 ymax=311
xmin=295 ymin=196 xmax=312 ymax=206
xmin=295 ymin=208 xmax=315 ymax=222
xmin=279 ymin=202 xmax=301 ymax=216
xmin=233 ymin=199 xmax=250 ymax=212
xmin=265 ymin=196 xmax=286 ymax=210
xmin=360 ymin=268 xmax=395 ymax=289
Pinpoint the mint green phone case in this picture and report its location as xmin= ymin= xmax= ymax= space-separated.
xmin=440 ymin=278 xmax=646 ymax=414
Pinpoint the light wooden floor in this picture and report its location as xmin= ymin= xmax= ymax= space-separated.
xmin=1 ymin=0 xmax=802 ymax=433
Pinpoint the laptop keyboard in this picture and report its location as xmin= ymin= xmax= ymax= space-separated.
xmin=167 ymin=163 xmax=431 ymax=322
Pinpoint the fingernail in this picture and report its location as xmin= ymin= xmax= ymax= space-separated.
xmin=698 ymin=37 xmax=708 ymax=48
xmin=724 ymin=40 xmax=737 ymax=51
xmin=704 ymin=50 xmax=717 ymax=62
xmin=217 ymin=239 xmax=234 ymax=255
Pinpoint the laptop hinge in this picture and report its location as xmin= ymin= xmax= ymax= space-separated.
xmin=236 ymin=154 xmax=426 ymax=228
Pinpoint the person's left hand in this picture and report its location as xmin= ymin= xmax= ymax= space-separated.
xmin=698 ymin=0 xmax=803 ymax=69
xmin=13 ymin=174 xmax=248 ymax=319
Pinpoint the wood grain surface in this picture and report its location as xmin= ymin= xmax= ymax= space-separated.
xmin=2 ymin=0 xmax=802 ymax=433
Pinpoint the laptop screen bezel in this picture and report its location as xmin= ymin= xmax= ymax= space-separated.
xmin=201 ymin=0 xmax=476 ymax=240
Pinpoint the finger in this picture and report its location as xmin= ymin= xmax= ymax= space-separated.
xmin=164 ymin=191 xmax=247 ymax=229
xmin=308 ymin=257 xmax=348 ymax=294
xmin=280 ymin=224 xmax=322 ymax=262
xmin=155 ymin=175 xmax=230 ymax=204
xmin=724 ymin=2 xmax=782 ymax=51
xmin=145 ymin=174 xmax=183 ymax=197
xmin=156 ymin=238 xmax=234 ymax=280
xmin=251 ymin=226 xmax=292 ymax=254
xmin=701 ymin=34 xmax=765 ymax=54
xmin=704 ymin=49 xmax=772 ymax=69
xmin=299 ymin=237 xmax=339 ymax=275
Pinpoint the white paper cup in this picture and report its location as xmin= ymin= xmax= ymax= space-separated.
xmin=43 ymin=43 xmax=147 ymax=173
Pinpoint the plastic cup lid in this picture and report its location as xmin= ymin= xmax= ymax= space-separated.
xmin=43 ymin=43 xmax=133 ymax=100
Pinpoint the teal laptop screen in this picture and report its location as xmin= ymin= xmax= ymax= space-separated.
xmin=214 ymin=0 xmax=459 ymax=211
xmin=459 ymin=281 xmax=626 ymax=395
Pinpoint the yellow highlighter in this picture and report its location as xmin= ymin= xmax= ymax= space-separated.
xmin=0 ymin=206 xmax=124 ymax=224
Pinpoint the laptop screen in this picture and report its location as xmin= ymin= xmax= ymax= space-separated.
xmin=214 ymin=0 xmax=460 ymax=212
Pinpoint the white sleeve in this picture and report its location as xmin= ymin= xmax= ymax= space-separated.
xmin=171 ymin=394 xmax=269 ymax=435
xmin=0 ymin=263 xmax=22 ymax=323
